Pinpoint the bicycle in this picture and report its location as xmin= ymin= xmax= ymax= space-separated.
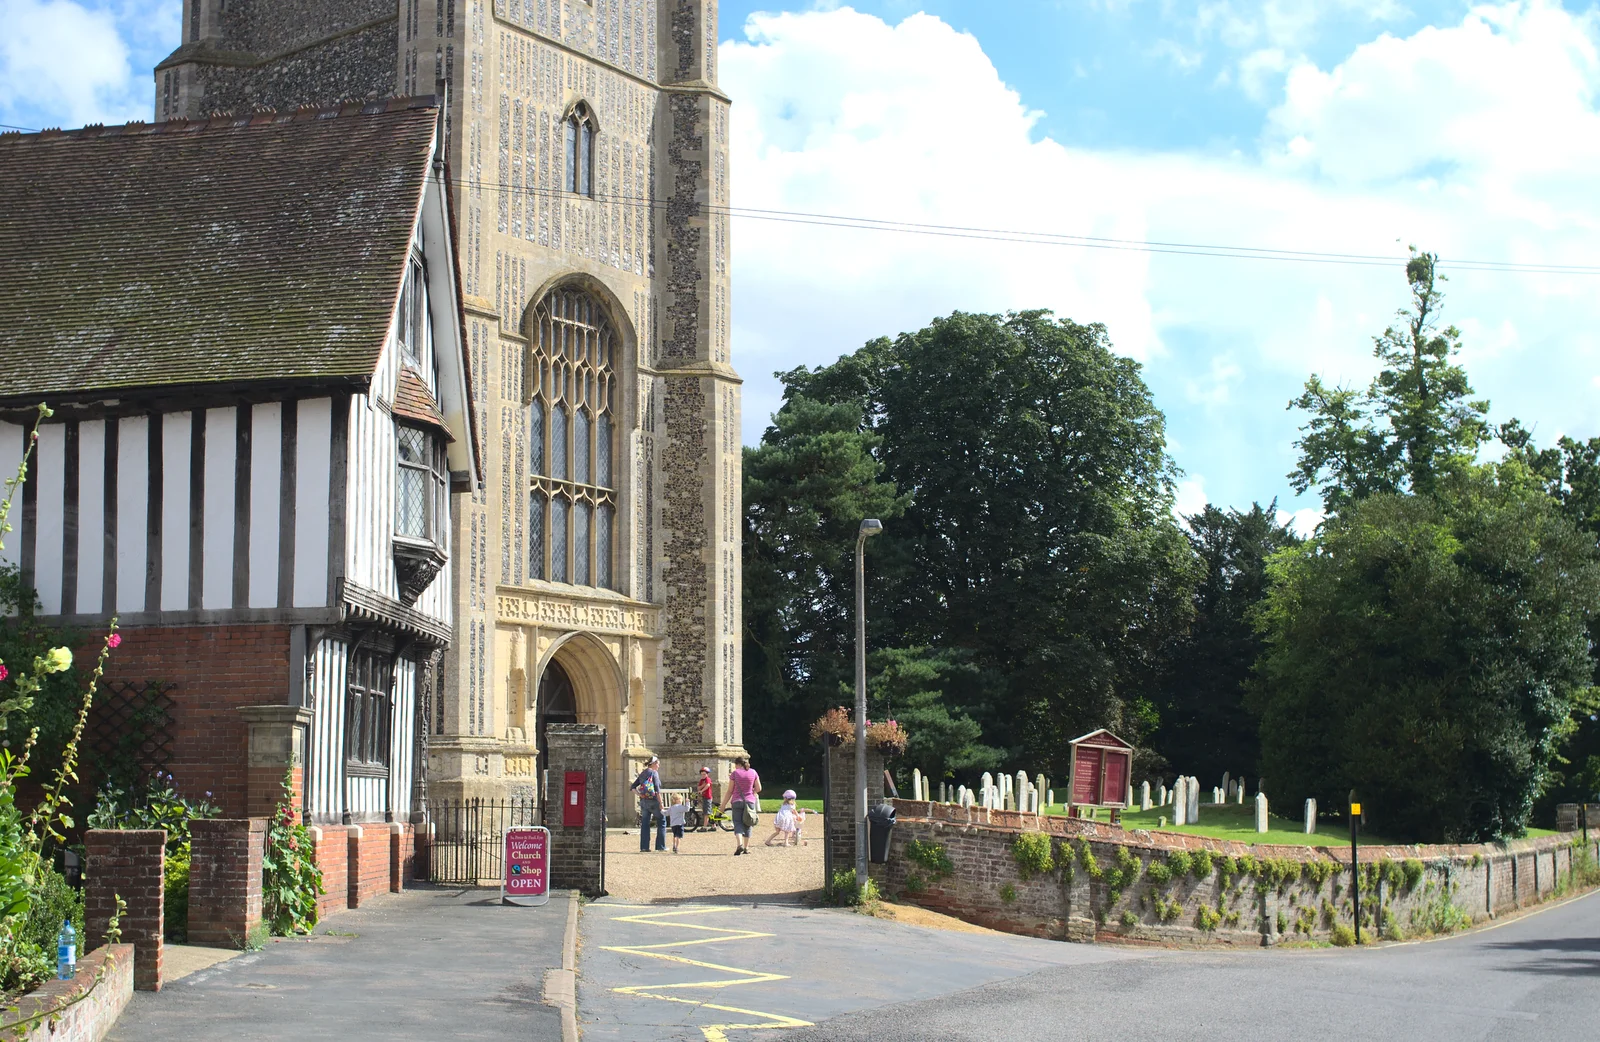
xmin=685 ymin=800 xmax=734 ymax=832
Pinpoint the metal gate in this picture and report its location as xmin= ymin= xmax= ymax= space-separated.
xmin=426 ymin=797 xmax=539 ymax=884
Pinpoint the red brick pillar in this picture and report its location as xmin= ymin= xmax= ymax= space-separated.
xmin=238 ymin=705 xmax=313 ymax=821
xmin=84 ymin=829 xmax=165 ymax=992
xmin=187 ymin=818 xmax=267 ymax=948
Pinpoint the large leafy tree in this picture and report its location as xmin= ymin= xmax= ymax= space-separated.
xmin=1256 ymin=253 xmax=1600 ymax=840
xmin=1151 ymin=503 xmax=1298 ymax=786
xmin=778 ymin=310 xmax=1198 ymax=780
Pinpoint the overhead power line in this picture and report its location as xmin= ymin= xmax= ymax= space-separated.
xmin=453 ymin=174 xmax=1600 ymax=276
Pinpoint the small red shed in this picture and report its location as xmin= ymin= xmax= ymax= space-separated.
xmin=1067 ymin=729 xmax=1134 ymax=808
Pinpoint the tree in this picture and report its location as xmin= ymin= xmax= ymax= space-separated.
xmin=741 ymin=393 xmax=907 ymax=785
xmin=1259 ymin=254 xmax=1600 ymax=840
xmin=863 ymin=647 xmax=1000 ymax=784
xmin=1151 ymin=503 xmax=1298 ymax=785
xmin=1251 ymin=469 xmax=1600 ymax=841
xmin=1289 ymin=251 xmax=1489 ymax=511
xmin=787 ymin=311 xmax=1199 ymax=780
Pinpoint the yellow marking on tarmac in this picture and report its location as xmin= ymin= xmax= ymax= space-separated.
xmin=600 ymin=905 xmax=813 ymax=1040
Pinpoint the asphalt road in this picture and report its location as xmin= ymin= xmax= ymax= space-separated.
xmin=110 ymin=887 xmax=567 ymax=1041
xmin=580 ymin=890 xmax=1600 ymax=1042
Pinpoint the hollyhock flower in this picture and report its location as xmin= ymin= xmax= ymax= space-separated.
xmin=36 ymin=647 xmax=72 ymax=673
xmin=107 ymin=633 xmax=122 ymax=649
xmin=0 ymin=664 xmax=8 ymax=682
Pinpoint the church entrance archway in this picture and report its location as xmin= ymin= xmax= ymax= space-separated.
xmin=536 ymin=659 xmax=579 ymax=803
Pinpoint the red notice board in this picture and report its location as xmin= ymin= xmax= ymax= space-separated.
xmin=1067 ymin=729 xmax=1134 ymax=808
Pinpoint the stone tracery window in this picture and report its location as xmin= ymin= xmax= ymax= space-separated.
xmin=564 ymin=102 xmax=596 ymax=197
xmin=529 ymin=288 xmax=616 ymax=589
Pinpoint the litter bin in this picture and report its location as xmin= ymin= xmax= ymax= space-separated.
xmin=867 ymin=802 xmax=896 ymax=864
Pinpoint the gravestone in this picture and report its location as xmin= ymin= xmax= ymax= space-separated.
xmin=1236 ymin=782 xmax=1244 ymax=805
xmin=1221 ymin=771 xmax=1231 ymax=795
xmin=981 ymin=772 xmax=993 ymax=802
xmin=1126 ymin=784 xmax=1134 ymax=808
xmin=1016 ymin=771 xmax=1029 ymax=805
xmin=1173 ymin=777 xmax=1188 ymax=826
xmin=1047 ymin=789 xmax=1055 ymax=807
xmin=1035 ymin=774 xmax=1048 ymax=805
xmin=1140 ymin=780 xmax=1151 ymax=811
xmin=1304 ymin=797 xmax=1317 ymax=835
xmin=1157 ymin=783 xmax=1167 ymax=807
xmin=913 ymin=768 xmax=923 ymax=802
xmin=1255 ymin=792 xmax=1269 ymax=833
xmin=1186 ymin=778 xmax=1200 ymax=824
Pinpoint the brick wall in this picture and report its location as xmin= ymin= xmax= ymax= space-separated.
xmin=347 ymin=825 xmax=392 ymax=908
xmin=309 ymin=826 xmax=348 ymax=921
xmin=823 ymin=742 xmax=886 ymax=882
xmin=187 ymin=818 xmax=265 ymax=947
xmin=0 ymin=943 xmax=134 ymax=1042
xmin=84 ymin=829 xmax=165 ymax=991
xmin=543 ymin=724 xmax=606 ymax=896
xmin=872 ymin=802 xmax=1600 ymax=947
xmin=102 ymin=625 xmax=292 ymax=817
xmin=389 ymin=822 xmax=417 ymax=891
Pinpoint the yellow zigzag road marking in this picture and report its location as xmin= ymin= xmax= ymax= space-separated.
xmin=601 ymin=905 xmax=813 ymax=1041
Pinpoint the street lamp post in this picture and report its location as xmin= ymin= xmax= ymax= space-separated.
xmin=855 ymin=518 xmax=884 ymax=891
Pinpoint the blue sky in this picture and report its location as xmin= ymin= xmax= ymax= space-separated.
xmin=7 ymin=1 xmax=1600 ymax=528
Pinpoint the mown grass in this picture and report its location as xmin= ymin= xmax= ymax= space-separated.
xmin=1042 ymin=801 xmax=1403 ymax=847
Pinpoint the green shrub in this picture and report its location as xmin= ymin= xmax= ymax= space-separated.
xmin=1190 ymin=849 xmax=1214 ymax=879
xmin=1224 ymin=910 xmax=1241 ymax=926
xmin=1303 ymin=858 xmax=1335 ymax=888
xmin=1144 ymin=860 xmax=1171 ymax=886
xmin=1320 ymin=898 xmax=1338 ymax=927
xmin=1196 ymin=905 xmax=1221 ymax=932
xmin=999 ymin=883 xmax=1017 ymax=904
xmin=1153 ymin=895 xmax=1183 ymax=922
xmin=1219 ymin=855 xmax=1239 ymax=878
xmin=905 ymin=839 xmax=954 ymax=879
xmin=1330 ymin=923 xmax=1356 ymax=947
xmin=1276 ymin=910 xmax=1288 ymax=934
xmin=824 ymin=868 xmax=881 ymax=908
xmin=1410 ymin=891 xmax=1471 ymax=935
xmin=1073 ymin=840 xmax=1100 ymax=879
xmin=1573 ymin=845 xmax=1600 ymax=887
xmin=1236 ymin=853 xmax=1258 ymax=876
xmin=1120 ymin=909 xmax=1138 ymax=928
xmin=1165 ymin=850 xmax=1192 ymax=878
xmin=1381 ymin=910 xmax=1404 ymax=941
xmin=1401 ymin=859 xmax=1425 ymax=892
xmin=903 ymin=872 xmax=926 ymax=895
xmin=1013 ymin=833 xmax=1056 ymax=879
xmin=163 ymin=849 xmax=190 ymax=942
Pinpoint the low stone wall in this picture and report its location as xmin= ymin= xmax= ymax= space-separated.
xmin=873 ymin=800 xmax=1599 ymax=946
xmin=0 ymin=944 xmax=134 ymax=1042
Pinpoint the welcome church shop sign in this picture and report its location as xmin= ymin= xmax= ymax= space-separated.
xmin=1068 ymin=729 xmax=1134 ymax=809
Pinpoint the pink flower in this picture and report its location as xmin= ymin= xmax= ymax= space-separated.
xmin=0 ymin=664 xmax=7 ymax=682
xmin=107 ymin=633 xmax=122 ymax=649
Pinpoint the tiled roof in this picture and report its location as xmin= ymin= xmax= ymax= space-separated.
xmin=393 ymin=366 xmax=454 ymax=439
xmin=0 ymin=98 xmax=440 ymax=403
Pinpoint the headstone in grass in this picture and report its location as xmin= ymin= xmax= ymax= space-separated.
xmin=1047 ymin=789 xmax=1054 ymax=807
xmin=913 ymin=768 xmax=923 ymax=801
xmin=1140 ymin=781 xmax=1151 ymax=811
xmin=1236 ymin=782 xmax=1245 ymax=805
xmin=1158 ymin=783 xmax=1168 ymax=807
xmin=1174 ymin=777 xmax=1189 ymax=826
xmin=1187 ymin=778 xmax=1200 ymax=824
xmin=1255 ymin=792 xmax=1269 ymax=833
xmin=982 ymin=772 xmax=993 ymax=802
xmin=1304 ymin=798 xmax=1317 ymax=835
xmin=1036 ymin=774 xmax=1047 ymax=806
xmin=1222 ymin=771 xmax=1230 ymax=793
xmin=1126 ymin=784 xmax=1134 ymax=808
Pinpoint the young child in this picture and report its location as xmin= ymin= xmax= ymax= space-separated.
xmin=764 ymin=790 xmax=805 ymax=847
xmin=666 ymin=793 xmax=689 ymax=853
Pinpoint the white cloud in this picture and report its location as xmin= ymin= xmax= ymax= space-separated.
xmin=723 ymin=3 xmax=1600 ymax=513
xmin=0 ymin=0 xmax=140 ymax=129
xmin=1176 ymin=478 xmax=1212 ymax=519
xmin=1276 ymin=506 xmax=1325 ymax=538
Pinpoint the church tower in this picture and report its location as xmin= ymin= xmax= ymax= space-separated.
xmin=155 ymin=1 xmax=744 ymax=811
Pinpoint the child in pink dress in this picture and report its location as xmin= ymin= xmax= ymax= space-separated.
xmin=764 ymin=790 xmax=805 ymax=847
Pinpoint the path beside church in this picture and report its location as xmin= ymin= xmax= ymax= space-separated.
xmin=602 ymin=813 xmax=826 ymax=902
xmin=109 ymin=887 xmax=566 ymax=1041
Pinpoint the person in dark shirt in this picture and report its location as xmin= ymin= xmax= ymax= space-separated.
xmin=631 ymin=755 xmax=666 ymax=852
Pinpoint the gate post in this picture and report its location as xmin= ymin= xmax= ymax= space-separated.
xmin=542 ymin=724 xmax=607 ymax=896
xmin=238 ymin=706 xmax=313 ymax=821
xmin=824 ymin=741 xmax=885 ymax=883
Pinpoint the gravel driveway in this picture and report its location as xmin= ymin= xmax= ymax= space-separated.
xmin=604 ymin=813 xmax=825 ymax=902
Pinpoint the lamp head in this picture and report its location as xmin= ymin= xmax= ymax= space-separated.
xmin=859 ymin=518 xmax=884 ymax=539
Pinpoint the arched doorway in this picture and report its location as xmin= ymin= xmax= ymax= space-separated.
xmin=537 ymin=659 xmax=579 ymax=804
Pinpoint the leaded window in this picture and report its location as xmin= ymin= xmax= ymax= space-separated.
xmin=345 ymin=650 xmax=392 ymax=772
xmin=564 ymin=103 xmax=596 ymax=197
xmin=396 ymin=425 xmax=447 ymax=543
xmin=528 ymin=288 xmax=617 ymax=589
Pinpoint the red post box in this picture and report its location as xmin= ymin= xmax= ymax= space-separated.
xmin=562 ymin=771 xmax=586 ymax=827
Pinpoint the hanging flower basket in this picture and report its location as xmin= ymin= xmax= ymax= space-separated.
xmin=810 ymin=707 xmax=853 ymax=746
xmin=867 ymin=720 xmax=908 ymax=757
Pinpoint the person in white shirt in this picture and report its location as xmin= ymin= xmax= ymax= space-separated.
xmin=666 ymin=794 xmax=689 ymax=853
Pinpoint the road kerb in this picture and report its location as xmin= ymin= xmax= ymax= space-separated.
xmin=542 ymin=890 xmax=581 ymax=1042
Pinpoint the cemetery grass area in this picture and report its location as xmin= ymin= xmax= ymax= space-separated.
xmin=1042 ymin=802 xmax=1561 ymax=846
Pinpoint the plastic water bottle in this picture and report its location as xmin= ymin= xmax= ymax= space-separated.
xmin=56 ymin=920 xmax=75 ymax=981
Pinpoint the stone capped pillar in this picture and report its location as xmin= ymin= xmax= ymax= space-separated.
xmin=824 ymin=741 xmax=886 ymax=882
xmin=239 ymin=705 xmax=312 ymax=822
xmin=85 ymin=829 xmax=165 ymax=991
xmin=187 ymin=818 xmax=266 ymax=947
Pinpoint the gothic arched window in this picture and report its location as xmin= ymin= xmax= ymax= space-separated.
xmin=564 ymin=103 xmax=596 ymax=197
xmin=529 ymin=288 xmax=617 ymax=589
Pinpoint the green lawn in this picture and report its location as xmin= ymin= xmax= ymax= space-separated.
xmin=1043 ymin=801 xmax=1403 ymax=848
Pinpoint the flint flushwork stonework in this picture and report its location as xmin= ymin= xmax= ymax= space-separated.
xmin=153 ymin=0 xmax=745 ymax=813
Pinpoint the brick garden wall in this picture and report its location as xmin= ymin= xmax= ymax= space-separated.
xmin=310 ymin=826 xmax=349 ymax=920
xmin=823 ymin=743 xmax=887 ymax=882
xmin=543 ymin=724 xmax=606 ymax=896
xmin=187 ymin=818 xmax=265 ymax=947
xmin=103 ymin=625 xmax=292 ymax=817
xmin=347 ymin=825 xmax=393 ymax=907
xmin=0 ymin=943 xmax=134 ymax=1042
xmin=874 ymin=801 xmax=1600 ymax=946
xmin=84 ymin=829 xmax=165 ymax=991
